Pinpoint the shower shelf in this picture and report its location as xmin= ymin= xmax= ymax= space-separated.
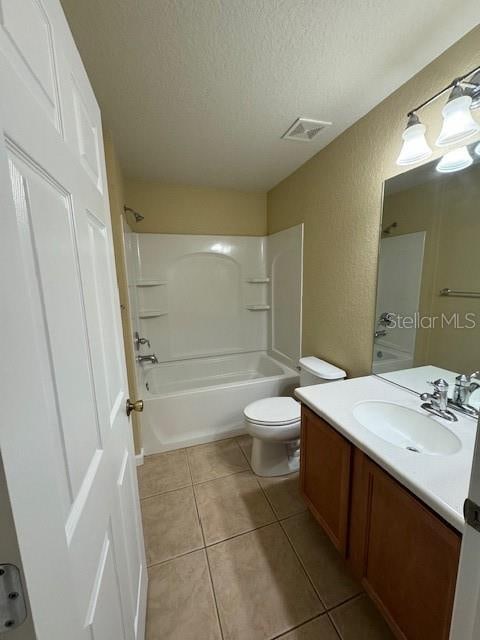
xmin=246 ymin=277 xmax=270 ymax=283
xmin=139 ymin=310 xmax=168 ymax=318
xmin=246 ymin=305 xmax=270 ymax=311
xmin=136 ymin=280 xmax=167 ymax=287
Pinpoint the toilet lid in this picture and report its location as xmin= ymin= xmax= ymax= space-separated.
xmin=244 ymin=397 xmax=300 ymax=426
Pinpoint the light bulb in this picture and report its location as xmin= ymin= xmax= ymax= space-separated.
xmin=436 ymin=87 xmax=480 ymax=147
xmin=396 ymin=114 xmax=432 ymax=166
xmin=436 ymin=146 xmax=473 ymax=173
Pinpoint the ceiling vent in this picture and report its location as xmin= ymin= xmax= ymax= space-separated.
xmin=281 ymin=117 xmax=331 ymax=142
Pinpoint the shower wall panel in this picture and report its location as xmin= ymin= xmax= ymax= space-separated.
xmin=134 ymin=234 xmax=268 ymax=362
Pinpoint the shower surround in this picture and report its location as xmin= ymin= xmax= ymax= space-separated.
xmin=126 ymin=226 xmax=303 ymax=454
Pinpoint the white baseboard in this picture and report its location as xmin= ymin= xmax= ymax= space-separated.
xmin=135 ymin=448 xmax=145 ymax=466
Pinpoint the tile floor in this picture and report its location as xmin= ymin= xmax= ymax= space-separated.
xmin=138 ymin=435 xmax=394 ymax=640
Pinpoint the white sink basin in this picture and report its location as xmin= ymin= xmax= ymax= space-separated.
xmin=353 ymin=401 xmax=461 ymax=456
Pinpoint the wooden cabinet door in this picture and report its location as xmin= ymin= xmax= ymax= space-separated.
xmin=350 ymin=452 xmax=461 ymax=640
xmin=300 ymin=406 xmax=352 ymax=554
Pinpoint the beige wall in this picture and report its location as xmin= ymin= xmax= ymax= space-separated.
xmin=267 ymin=26 xmax=480 ymax=378
xmin=104 ymin=130 xmax=141 ymax=452
xmin=124 ymin=179 xmax=267 ymax=236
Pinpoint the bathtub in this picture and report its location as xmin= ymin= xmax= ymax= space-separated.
xmin=140 ymin=351 xmax=299 ymax=454
xmin=372 ymin=344 xmax=414 ymax=374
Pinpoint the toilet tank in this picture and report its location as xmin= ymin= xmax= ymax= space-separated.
xmin=299 ymin=356 xmax=346 ymax=386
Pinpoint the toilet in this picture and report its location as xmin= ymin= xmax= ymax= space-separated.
xmin=243 ymin=357 xmax=346 ymax=477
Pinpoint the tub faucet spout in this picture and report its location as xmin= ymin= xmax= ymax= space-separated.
xmin=137 ymin=354 xmax=158 ymax=364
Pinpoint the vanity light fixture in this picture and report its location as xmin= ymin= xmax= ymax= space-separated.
xmin=396 ymin=113 xmax=432 ymax=165
xmin=396 ymin=65 xmax=480 ymax=166
xmin=466 ymin=71 xmax=480 ymax=110
xmin=436 ymin=146 xmax=473 ymax=173
xmin=436 ymin=86 xmax=479 ymax=147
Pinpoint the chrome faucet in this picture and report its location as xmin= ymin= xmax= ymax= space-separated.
xmin=137 ymin=354 xmax=158 ymax=364
xmin=378 ymin=312 xmax=396 ymax=327
xmin=448 ymin=372 xmax=480 ymax=417
xmin=420 ymin=379 xmax=458 ymax=422
xmin=374 ymin=312 xmax=395 ymax=340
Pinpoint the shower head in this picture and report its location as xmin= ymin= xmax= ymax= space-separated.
xmin=124 ymin=205 xmax=145 ymax=222
xmin=383 ymin=221 xmax=397 ymax=235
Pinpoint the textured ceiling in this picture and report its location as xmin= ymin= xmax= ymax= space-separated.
xmin=60 ymin=0 xmax=479 ymax=190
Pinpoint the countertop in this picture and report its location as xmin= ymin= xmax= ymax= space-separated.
xmin=295 ymin=375 xmax=477 ymax=532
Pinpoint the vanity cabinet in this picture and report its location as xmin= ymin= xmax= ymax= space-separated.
xmin=300 ymin=405 xmax=352 ymax=553
xmin=300 ymin=405 xmax=461 ymax=640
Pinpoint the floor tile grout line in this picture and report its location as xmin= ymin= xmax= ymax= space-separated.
xmin=276 ymin=507 xmax=308 ymax=521
xmin=144 ymin=435 xmax=245 ymax=463
xmin=138 ymin=448 xmax=193 ymax=500
xmin=236 ymin=438 xmax=307 ymax=522
xmin=145 ymin=542 xmax=357 ymax=640
xmin=269 ymin=612 xmax=335 ymax=640
xmin=254 ymin=473 xmax=282 ymax=522
xmin=202 ymin=550 xmax=225 ymax=640
xmin=279 ymin=516 xmax=363 ymax=614
xmin=236 ymin=440 xmax=255 ymax=471
xmin=143 ymin=437 xmax=353 ymax=639
xmin=146 ymin=544 xmax=205 ymax=570
xmin=139 ymin=481 xmax=193 ymax=502
xmin=142 ymin=447 xmax=189 ymax=463
xmin=184 ymin=449 xmax=206 ymax=548
xmin=327 ymin=611 xmax=346 ymax=640
xmin=277 ymin=517 xmax=328 ymax=611
xmin=186 ymin=437 xmax=251 ymax=485
xmin=233 ymin=436 xmax=251 ymax=466
xmin=143 ymin=437 xmax=364 ymax=639
xmin=204 ymin=520 xmax=278 ymax=549
xmin=327 ymin=593 xmax=375 ymax=640
xmin=326 ymin=592 xmax=364 ymax=614
xmin=186 ymin=445 xmax=225 ymax=640
xmin=184 ymin=434 xmax=246 ymax=452
xmin=191 ymin=467 xmax=252 ymax=487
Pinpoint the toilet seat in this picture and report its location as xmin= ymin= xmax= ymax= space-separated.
xmin=243 ymin=397 xmax=300 ymax=426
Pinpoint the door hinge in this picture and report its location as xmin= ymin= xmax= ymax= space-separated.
xmin=464 ymin=498 xmax=480 ymax=533
xmin=0 ymin=564 xmax=27 ymax=632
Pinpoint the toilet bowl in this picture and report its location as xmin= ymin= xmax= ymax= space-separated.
xmin=244 ymin=357 xmax=346 ymax=477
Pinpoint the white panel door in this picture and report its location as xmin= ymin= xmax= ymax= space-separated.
xmin=0 ymin=1 xmax=147 ymax=639
xmin=450 ymin=415 xmax=480 ymax=639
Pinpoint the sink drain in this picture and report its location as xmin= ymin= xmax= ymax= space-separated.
xmin=406 ymin=446 xmax=420 ymax=453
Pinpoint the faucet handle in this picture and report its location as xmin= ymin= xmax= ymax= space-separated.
xmin=134 ymin=331 xmax=151 ymax=350
xmin=455 ymin=372 xmax=479 ymax=386
xmin=420 ymin=392 xmax=434 ymax=401
xmin=428 ymin=379 xmax=449 ymax=391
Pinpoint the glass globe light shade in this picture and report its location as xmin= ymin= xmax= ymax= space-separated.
xmin=436 ymin=146 xmax=473 ymax=173
xmin=436 ymin=90 xmax=480 ymax=147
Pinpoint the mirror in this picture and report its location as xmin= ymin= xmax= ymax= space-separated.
xmin=372 ymin=140 xmax=480 ymax=407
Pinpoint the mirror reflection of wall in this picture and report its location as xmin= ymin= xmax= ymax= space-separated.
xmin=373 ymin=143 xmax=480 ymax=382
